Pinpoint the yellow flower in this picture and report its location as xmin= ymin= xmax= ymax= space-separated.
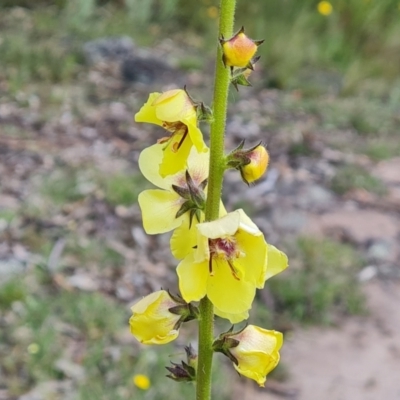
xmin=27 ymin=343 xmax=40 ymax=354
xmin=139 ymin=143 xmax=226 ymax=259
xmin=220 ymin=26 xmax=263 ymax=69
xmin=129 ymin=290 xmax=186 ymax=345
xmin=133 ymin=374 xmax=151 ymax=390
xmin=135 ymin=89 xmax=207 ymax=176
xmin=176 ymin=209 xmax=288 ymax=322
xmin=214 ymin=325 xmax=282 ymax=387
xmin=317 ymin=1 xmax=333 ymax=16
xmin=207 ymin=6 xmax=218 ymax=19
xmin=138 ymin=144 xmax=209 ymax=234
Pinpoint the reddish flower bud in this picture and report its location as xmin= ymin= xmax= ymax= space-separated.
xmin=220 ymin=27 xmax=264 ymax=70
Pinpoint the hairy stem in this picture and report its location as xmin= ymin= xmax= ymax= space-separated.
xmin=196 ymin=1 xmax=236 ymax=400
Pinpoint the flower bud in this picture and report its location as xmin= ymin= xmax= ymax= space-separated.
xmin=213 ymin=325 xmax=283 ymax=387
xmin=166 ymin=361 xmax=196 ymax=382
xmin=220 ymin=26 xmax=264 ymax=70
xmin=165 ymin=345 xmax=197 ymax=382
xmin=184 ymin=344 xmax=198 ymax=370
xmin=240 ymin=144 xmax=269 ymax=184
xmin=227 ymin=142 xmax=269 ymax=184
xmin=129 ymin=290 xmax=197 ymax=345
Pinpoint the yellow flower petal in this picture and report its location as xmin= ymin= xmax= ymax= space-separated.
xmin=265 ymin=244 xmax=289 ymax=281
xmin=171 ymin=199 xmax=225 ymax=260
xmin=197 ymin=210 xmax=241 ymax=239
xmin=233 ymin=233 xmax=268 ymax=288
xmin=177 ymin=254 xmax=208 ymax=303
xmin=186 ymin=118 xmax=207 ymax=153
xmin=170 ymin=216 xmax=200 ymax=260
xmin=206 ymin=258 xmax=256 ymax=315
xmin=138 ymin=190 xmax=182 ymax=234
xmin=135 ymin=92 xmax=163 ymax=126
xmin=153 ymin=89 xmax=196 ymax=122
xmin=139 ymin=144 xmax=173 ymax=189
xmin=129 ymin=291 xmax=181 ymax=345
xmin=159 ymin=131 xmax=193 ymax=177
xmin=214 ymin=307 xmax=249 ymax=324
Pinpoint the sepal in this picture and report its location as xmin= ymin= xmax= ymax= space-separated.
xmin=166 ymin=344 xmax=197 ymax=382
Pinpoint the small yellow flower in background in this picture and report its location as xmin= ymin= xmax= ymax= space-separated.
xmin=317 ymin=1 xmax=333 ymax=16
xmin=135 ymin=89 xmax=207 ymax=177
xmin=220 ymin=26 xmax=263 ymax=69
xmin=207 ymin=6 xmax=218 ymax=19
xmin=27 ymin=343 xmax=40 ymax=354
xmin=129 ymin=290 xmax=187 ymax=345
xmin=133 ymin=374 xmax=151 ymax=390
xmin=213 ymin=325 xmax=282 ymax=387
xmin=176 ymin=209 xmax=288 ymax=322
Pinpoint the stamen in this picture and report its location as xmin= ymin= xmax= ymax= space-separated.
xmin=209 ymin=257 xmax=214 ymax=276
xmin=176 ymin=129 xmax=188 ymax=150
xmin=157 ymin=136 xmax=171 ymax=144
xmin=227 ymin=260 xmax=240 ymax=280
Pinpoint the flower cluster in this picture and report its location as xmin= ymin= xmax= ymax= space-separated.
xmin=130 ymin=28 xmax=288 ymax=389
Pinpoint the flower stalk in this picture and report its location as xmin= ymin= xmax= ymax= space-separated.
xmin=196 ymin=1 xmax=237 ymax=399
xmin=132 ymin=0 xmax=287 ymax=397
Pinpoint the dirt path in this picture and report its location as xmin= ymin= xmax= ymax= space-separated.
xmin=238 ymin=280 xmax=400 ymax=400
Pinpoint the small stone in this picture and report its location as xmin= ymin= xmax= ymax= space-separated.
xmin=67 ymin=274 xmax=99 ymax=291
xmin=19 ymin=380 xmax=75 ymax=400
xmin=367 ymin=239 xmax=397 ymax=262
xmin=308 ymin=210 xmax=399 ymax=244
xmin=83 ymin=36 xmax=135 ymax=65
xmin=54 ymin=359 xmax=86 ymax=382
xmin=296 ymin=184 xmax=335 ymax=211
xmin=373 ymin=158 xmax=400 ymax=185
xmin=272 ymin=208 xmax=309 ymax=233
xmin=358 ymin=266 xmax=378 ymax=282
xmin=0 ymin=258 xmax=25 ymax=281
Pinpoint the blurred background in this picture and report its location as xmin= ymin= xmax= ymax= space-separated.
xmin=0 ymin=1 xmax=399 ymax=399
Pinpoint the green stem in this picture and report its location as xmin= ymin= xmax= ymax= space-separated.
xmin=196 ymin=1 xmax=236 ymax=400
xmin=205 ymin=0 xmax=236 ymax=222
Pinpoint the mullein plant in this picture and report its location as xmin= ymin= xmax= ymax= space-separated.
xmin=129 ymin=1 xmax=288 ymax=398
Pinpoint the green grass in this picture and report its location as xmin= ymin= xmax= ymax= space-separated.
xmin=64 ymin=237 xmax=124 ymax=269
xmin=331 ymin=164 xmax=387 ymax=195
xmin=2 ymin=1 xmax=400 ymax=94
xmin=0 ymin=279 xmax=231 ymax=399
xmin=364 ymin=141 xmax=400 ymax=161
xmin=40 ymin=169 xmax=86 ymax=205
xmin=0 ymin=278 xmax=27 ymax=309
xmin=103 ymin=173 xmax=147 ymax=207
xmin=267 ymin=237 xmax=366 ymax=325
